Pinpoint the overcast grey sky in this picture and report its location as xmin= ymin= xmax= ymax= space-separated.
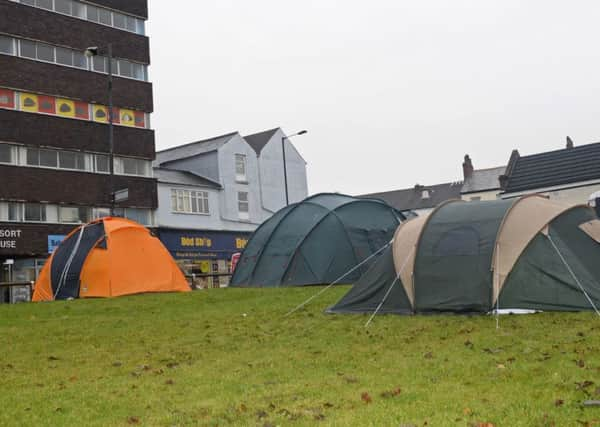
xmin=147 ymin=0 xmax=600 ymax=195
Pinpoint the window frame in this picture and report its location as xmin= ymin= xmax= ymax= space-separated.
xmin=235 ymin=154 xmax=247 ymax=182
xmin=237 ymin=191 xmax=250 ymax=219
xmin=170 ymin=188 xmax=210 ymax=215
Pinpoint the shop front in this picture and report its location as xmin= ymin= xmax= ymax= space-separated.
xmin=156 ymin=228 xmax=251 ymax=288
xmin=0 ymin=223 xmax=71 ymax=303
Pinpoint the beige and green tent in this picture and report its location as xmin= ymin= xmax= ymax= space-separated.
xmin=329 ymin=195 xmax=600 ymax=314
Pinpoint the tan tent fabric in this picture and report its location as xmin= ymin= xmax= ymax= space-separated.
xmin=392 ymin=215 xmax=429 ymax=307
xmin=579 ymin=219 xmax=600 ymax=244
xmin=491 ymin=195 xmax=572 ymax=304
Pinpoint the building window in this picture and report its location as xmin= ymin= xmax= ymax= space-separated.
xmin=58 ymin=151 xmax=86 ymax=170
xmin=0 ymin=144 xmax=14 ymax=164
xmin=115 ymin=157 xmax=150 ymax=177
xmin=8 ymin=203 xmax=22 ymax=222
xmin=59 ymin=206 xmax=88 ymax=223
xmin=0 ymin=36 xmax=14 ymax=55
xmin=0 ymin=36 xmax=148 ymax=80
xmin=235 ymin=154 xmax=247 ymax=182
xmin=170 ymin=189 xmax=209 ymax=214
xmin=123 ymin=208 xmax=152 ymax=226
xmin=14 ymin=0 xmax=146 ymax=35
xmin=24 ymin=203 xmax=46 ymax=222
xmin=238 ymin=192 xmax=249 ymax=219
xmin=95 ymin=154 xmax=110 ymax=173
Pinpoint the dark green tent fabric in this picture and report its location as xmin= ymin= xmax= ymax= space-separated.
xmin=414 ymin=199 xmax=513 ymax=313
xmin=329 ymin=197 xmax=600 ymax=316
xmin=326 ymin=244 xmax=412 ymax=314
xmin=499 ymin=207 xmax=600 ymax=311
xmin=230 ymin=193 xmax=403 ymax=287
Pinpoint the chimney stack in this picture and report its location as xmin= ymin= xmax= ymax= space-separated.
xmin=462 ymin=154 xmax=474 ymax=180
xmin=566 ymin=136 xmax=574 ymax=149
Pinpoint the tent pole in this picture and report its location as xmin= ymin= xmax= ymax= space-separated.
xmin=496 ymin=243 xmax=500 ymax=329
xmin=284 ymin=241 xmax=392 ymax=317
xmin=547 ymin=234 xmax=600 ymax=317
xmin=365 ymin=245 xmax=415 ymax=328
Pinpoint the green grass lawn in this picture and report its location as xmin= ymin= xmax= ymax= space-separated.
xmin=1 ymin=287 xmax=600 ymax=426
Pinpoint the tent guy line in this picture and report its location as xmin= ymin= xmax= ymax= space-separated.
xmin=365 ymin=245 xmax=415 ymax=328
xmin=546 ymin=234 xmax=600 ymax=317
xmin=284 ymin=240 xmax=392 ymax=317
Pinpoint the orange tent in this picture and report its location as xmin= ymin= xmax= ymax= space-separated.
xmin=33 ymin=217 xmax=190 ymax=301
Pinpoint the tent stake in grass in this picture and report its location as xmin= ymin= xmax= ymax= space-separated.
xmin=284 ymin=241 xmax=392 ymax=317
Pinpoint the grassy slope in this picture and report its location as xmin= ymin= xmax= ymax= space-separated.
xmin=1 ymin=287 xmax=600 ymax=427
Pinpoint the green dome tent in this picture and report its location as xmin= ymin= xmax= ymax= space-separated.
xmin=230 ymin=193 xmax=404 ymax=287
xmin=329 ymin=195 xmax=600 ymax=315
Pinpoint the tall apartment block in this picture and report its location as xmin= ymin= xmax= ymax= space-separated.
xmin=0 ymin=0 xmax=156 ymax=286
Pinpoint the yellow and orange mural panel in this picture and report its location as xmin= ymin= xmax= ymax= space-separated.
xmin=2 ymin=87 xmax=147 ymax=129
xmin=56 ymin=98 xmax=75 ymax=118
xmin=20 ymin=93 xmax=39 ymax=112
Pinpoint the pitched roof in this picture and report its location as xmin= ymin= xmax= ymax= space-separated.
xmin=244 ymin=128 xmax=279 ymax=154
xmin=153 ymin=168 xmax=222 ymax=189
xmin=503 ymin=142 xmax=600 ymax=193
xmin=462 ymin=166 xmax=506 ymax=194
xmin=359 ymin=182 xmax=463 ymax=212
xmin=155 ymin=132 xmax=238 ymax=165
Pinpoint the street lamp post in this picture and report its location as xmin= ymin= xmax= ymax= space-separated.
xmin=85 ymin=44 xmax=115 ymax=216
xmin=281 ymin=130 xmax=308 ymax=206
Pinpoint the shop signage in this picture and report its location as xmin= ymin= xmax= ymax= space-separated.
xmin=0 ymin=229 xmax=22 ymax=250
xmin=48 ymin=235 xmax=66 ymax=254
xmin=159 ymin=229 xmax=251 ymax=260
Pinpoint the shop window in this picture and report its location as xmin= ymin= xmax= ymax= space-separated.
xmin=0 ymin=36 xmax=14 ymax=55
xmin=238 ymin=192 xmax=249 ymax=219
xmin=24 ymin=204 xmax=46 ymax=222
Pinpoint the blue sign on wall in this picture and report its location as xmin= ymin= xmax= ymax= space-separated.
xmin=158 ymin=229 xmax=251 ymax=260
xmin=48 ymin=235 xmax=66 ymax=254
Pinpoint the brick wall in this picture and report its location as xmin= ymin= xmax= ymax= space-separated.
xmin=0 ymin=165 xmax=158 ymax=208
xmin=0 ymin=0 xmax=150 ymax=63
xmin=0 ymin=110 xmax=155 ymax=158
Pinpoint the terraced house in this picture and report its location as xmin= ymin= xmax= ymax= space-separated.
xmin=0 ymin=0 xmax=156 ymax=287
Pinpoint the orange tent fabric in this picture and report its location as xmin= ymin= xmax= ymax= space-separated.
xmin=33 ymin=217 xmax=190 ymax=301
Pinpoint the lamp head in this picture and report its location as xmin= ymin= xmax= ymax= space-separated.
xmin=84 ymin=46 xmax=99 ymax=57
